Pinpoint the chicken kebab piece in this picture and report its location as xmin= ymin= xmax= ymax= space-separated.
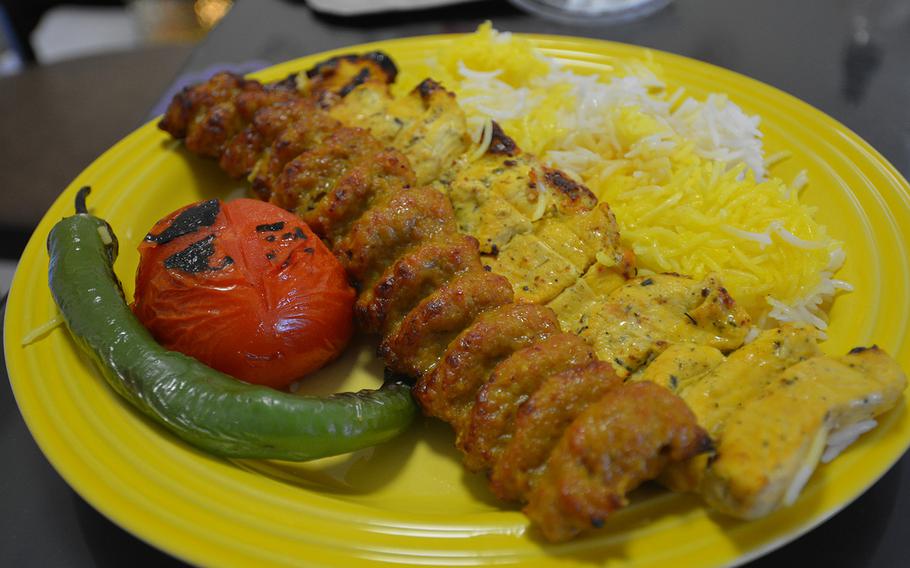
xmin=159 ymin=68 xmax=711 ymax=541
xmin=627 ymin=324 xmax=906 ymax=518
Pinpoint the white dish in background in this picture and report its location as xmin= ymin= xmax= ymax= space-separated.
xmin=307 ymin=0 xmax=472 ymax=16
xmin=508 ymin=0 xmax=672 ymax=24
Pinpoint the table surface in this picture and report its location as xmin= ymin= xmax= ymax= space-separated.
xmin=0 ymin=45 xmax=194 ymax=258
xmin=3 ymin=0 xmax=910 ymax=566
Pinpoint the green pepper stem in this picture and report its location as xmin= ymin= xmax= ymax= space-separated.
xmin=75 ymin=186 xmax=91 ymax=215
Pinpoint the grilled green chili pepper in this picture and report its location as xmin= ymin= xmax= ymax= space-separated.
xmin=47 ymin=187 xmax=417 ymax=460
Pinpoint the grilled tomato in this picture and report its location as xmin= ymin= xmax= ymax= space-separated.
xmin=133 ymin=198 xmax=355 ymax=389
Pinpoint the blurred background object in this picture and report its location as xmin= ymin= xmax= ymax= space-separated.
xmin=0 ymin=0 xmax=231 ymax=72
xmin=508 ymin=0 xmax=671 ymax=25
xmin=132 ymin=0 xmax=232 ymax=42
xmin=30 ymin=5 xmax=136 ymax=63
xmin=0 ymin=0 xmax=232 ymax=295
xmin=307 ymin=0 xmax=472 ymax=17
xmin=843 ymin=0 xmax=910 ymax=105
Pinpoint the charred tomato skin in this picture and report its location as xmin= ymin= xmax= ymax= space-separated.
xmin=133 ymin=198 xmax=355 ymax=388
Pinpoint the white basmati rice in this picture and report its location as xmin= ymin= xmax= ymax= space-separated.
xmin=398 ymin=24 xmax=850 ymax=328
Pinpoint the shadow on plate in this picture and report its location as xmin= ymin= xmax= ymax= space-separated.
xmin=528 ymin=484 xmax=705 ymax=564
xmin=233 ymin=416 xmax=424 ymax=496
xmin=55 ymin=314 xmax=420 ymax=499
xmin=159 ymin=142 xmax=248 ymax=204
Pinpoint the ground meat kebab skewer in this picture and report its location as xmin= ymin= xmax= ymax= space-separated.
xmin=158 ymin=64 xmax=711 ymax=541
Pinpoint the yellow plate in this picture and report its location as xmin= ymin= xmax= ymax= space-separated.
xmin=6 ymin=35 xmax=910 ymax=567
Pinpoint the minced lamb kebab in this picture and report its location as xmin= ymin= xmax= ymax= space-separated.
xmin=158 ymin=54 xmax=906 ymax=534
xmin=159 ymin=65 xmax=712 ymax=542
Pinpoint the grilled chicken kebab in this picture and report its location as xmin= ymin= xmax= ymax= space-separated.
xmin=159 ymin=51 xmax=906 ymax=539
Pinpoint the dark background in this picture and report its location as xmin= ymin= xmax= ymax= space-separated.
xmin=2 ymin=0 xmax=909 ymax=566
